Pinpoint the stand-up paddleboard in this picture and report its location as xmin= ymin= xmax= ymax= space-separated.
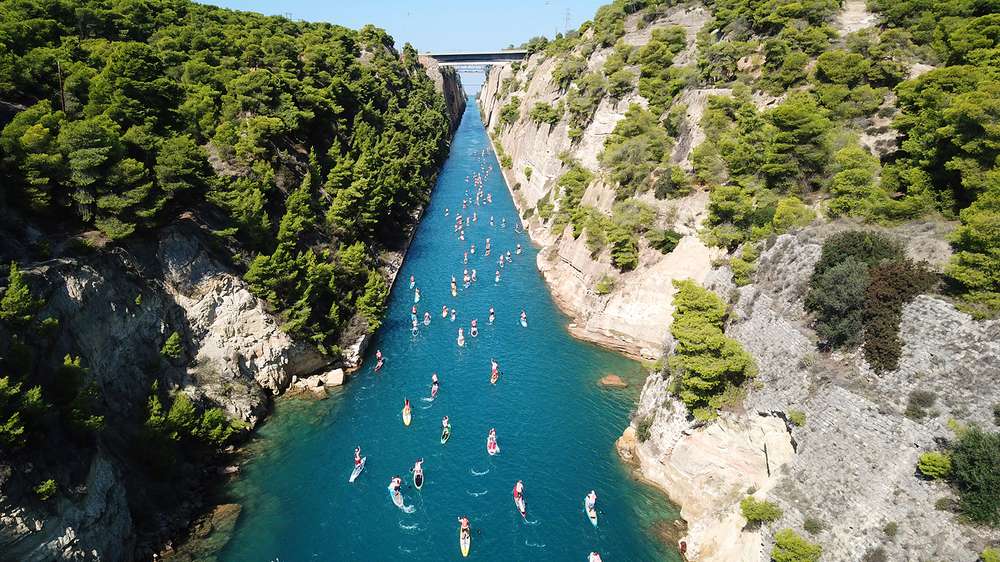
xmin=487 ymin=438 xmax=499 ymax=456
xmin=349 ymin=457 xmax=366 ymax=483
xmin=402 ymin=406 xmax=411 ymax=426
xmin=441 ymin=425 xmax=451 ymax=444
xmin=585 ymin=499 xmax=598 ymax=527
xmin=423 ymin=317 xmax=430 ymax=326
xmin=514 ymin=494 xmax=526 ymax=518
xmin=374 ymin=359 xmax=384 ymax=372
xmin=388 ymin=485 xmax=404 ymax=509
xmin=451 ymin=286 xmax=458 ymax=297
xmin=490 ymin=371 xmax=498 ymax=385
xmin=520 ymin=318 xmax=528 ymax=328
xmin=588 ymin=553 xmax=603 ymax=562
xmin=470 ymin=326 xmax=478 ymax=337
xmin=413 ymin=469 xmax=423 ymax=490
xmin=459 ymin=527 xmax=471 ymax=557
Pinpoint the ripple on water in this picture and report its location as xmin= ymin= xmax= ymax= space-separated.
xmin=216 ymin=96 xmax=682 ymax=562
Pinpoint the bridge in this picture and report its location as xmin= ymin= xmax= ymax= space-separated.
xmin=422 ymin=50 xmax=528 ymax=71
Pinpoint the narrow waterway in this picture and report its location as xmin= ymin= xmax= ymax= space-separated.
xmin=218 ymin=97 xmax=681 ymax=561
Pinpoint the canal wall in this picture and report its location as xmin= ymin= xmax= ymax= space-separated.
xmin=475 ymin=3 xmax=1000 ymax=561
xmin=478 ymin=6 xmax=722 ymax=361
xmin=337 ymin=63 xmax=467 ymax=374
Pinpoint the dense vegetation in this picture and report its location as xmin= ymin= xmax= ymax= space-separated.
xmin=498 ymin=0 xmax=1000 ymax=317
xmin=805 ymin=231 xmax=936 ymax=371
xmin=0 ymin=0 xmax=452 ymax=551
xmin=1 ymin=0 xmax=451 ymax=355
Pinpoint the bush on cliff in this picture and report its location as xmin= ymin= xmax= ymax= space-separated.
xmin=917 ymin=451 xmax=952 ymax=480
xmin=951 ymin=428 xmax=1000 ymax=525
xmin=668 ymin=280 xmax=756 ymax=420
xmin=771 ymin=528 xmax=823 ymax=562
xmin=805 ymin=231 xmax=937 ymax=369
xmin=740 ymin=496 xmax=783 ymax=525
xmin=601 ymin=104 xmax=672 ymax=199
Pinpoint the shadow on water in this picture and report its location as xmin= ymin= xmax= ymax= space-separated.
xmin=202 ymin=97 xmax=683 ymax=562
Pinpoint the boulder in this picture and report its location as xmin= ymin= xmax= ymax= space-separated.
xmin=323 ymin=368 xmax=346 ymax=387
xmin=599 ymin=374 xmax=628 ymax=388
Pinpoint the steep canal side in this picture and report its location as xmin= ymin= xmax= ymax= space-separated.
xmin=216 ymin=97 xmax=682 ymax=561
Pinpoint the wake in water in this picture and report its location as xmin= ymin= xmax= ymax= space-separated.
xmin=524 ymin=540 xmax=546 ymax=548
xmin=466 ymin=489 xmax=488 ymax=497
xmin=420 ymin=397 xmax=434 ymax=402
xmin=400 ymin=504 xmax=416 ymax=514
xmin=470 ymin=467 xmax=489 ymax=476
xmin=398 ymin=521 xmax=421 ymax=531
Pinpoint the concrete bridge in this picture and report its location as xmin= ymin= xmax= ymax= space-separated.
xmin=422 ymin=50 xmax=528 ymax=70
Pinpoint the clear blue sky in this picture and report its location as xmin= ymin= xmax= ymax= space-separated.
xmin=201 ymin=0 xmax=607 ymax=52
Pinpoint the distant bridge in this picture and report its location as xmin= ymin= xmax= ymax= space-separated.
xmin=422 ymin=50 xmax=528 ymax=70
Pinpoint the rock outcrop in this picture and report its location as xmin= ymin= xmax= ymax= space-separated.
xmin=626 ymin=227 xmax=1000 ymax=561
xmin=0 ymin=216 xmax=337 ymax=561
xmin=421 ymin=57 xmax=467 ymax=134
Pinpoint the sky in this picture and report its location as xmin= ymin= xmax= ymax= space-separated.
xmin=202 ymin=0 xmax=608 ymax=53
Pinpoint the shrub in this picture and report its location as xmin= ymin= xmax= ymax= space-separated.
xmin=905 ymin=390 xmax=937 ymax=420
xmin=862 ymin=546 xmax=888 ymax=562
xmin=34 ymin=479 xmax=56 ymax=501
xmin=811 ymin=231 xmax=903 ymax=280
xmin=771 ymin=528 xmax=822 ymax=562
xmin=731 ymin=244 xmax=758 ymax=286
xmin=652 ymin=165 xmax=690 ymax=199
xmin=982 ymin=547 xmax=1000 ymax=562
xmin=524 ymin=166 xmax=532 ymax=180
xmin=160 ymin=331 xmax=183 ymax=361
xmin=788 ymin=409 xmax=806 ymax=427
xmin=528 ymin=102 xmax=561 ymax=126
xmin=648 ymin=228 xmax=682 ymax=254
xmin=863 ymin=259 xmax=937 ymax=372
xmin=551 ymin=56 xmax=587 ymax=90
xmin=951 ymin=428 xmax=1000 ymax=525
xmin=935 ymin=496 xmax=957 ymax=511
xmin=636 ymin=416 xmax=653 ymax=442
xmin=883 ymin=521 xmax=897 ymax=538
xmin=805 ymin=257 xmax=870 ymax=349
xmin=917 ymin=451 xmax=952 ymax=479
xmin=803 ymin=517 xmax=824 ymax=535
xmin=740 ymin=496 xmax=783 ymax=524
xmin=595 ymin=275 xmax=615 ymax=295
xmin=499 ymin=96 xmax=521 ymax=127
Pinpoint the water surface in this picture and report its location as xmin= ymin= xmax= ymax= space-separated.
xmin=219 ymin=97 xmax=680 ymax=561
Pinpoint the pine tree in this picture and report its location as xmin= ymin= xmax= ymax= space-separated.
xmin=0 ymin=263 xmax=37 ymax=328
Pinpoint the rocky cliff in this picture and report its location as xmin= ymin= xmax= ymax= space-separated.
xmin=478 ymin=6 xmax=722 ymax=359
xmin=0 ymin=53 xmax=466 ymax=562
xmin=621 ymin=225 xmax=1000 ymax=561
xmin=477 ymin=2 xmax=1000 ymax=560
xmin=0 ymin=215 xmax=333 ymax=561
xmin=421 ymin=58 xmax=467 ymax=135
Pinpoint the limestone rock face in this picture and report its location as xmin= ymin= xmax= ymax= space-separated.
xmin=158 ymin=228 xmax=329 ymax=423
xmin=478 ymin=6 xmax=721 ymax=358
xmin=627 ymin=227 xmax=1000 ymax=561
xmin=0 ymin=454 xmax=133 ymax=562
xmin=4 ymin=219 xmax=332 ymax=561
xmin=420 ymin=57 xmax=467 ymax=134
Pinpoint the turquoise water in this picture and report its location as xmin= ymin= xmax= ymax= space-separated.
xmin=218 ymin=97 xmax=680 ymax=561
